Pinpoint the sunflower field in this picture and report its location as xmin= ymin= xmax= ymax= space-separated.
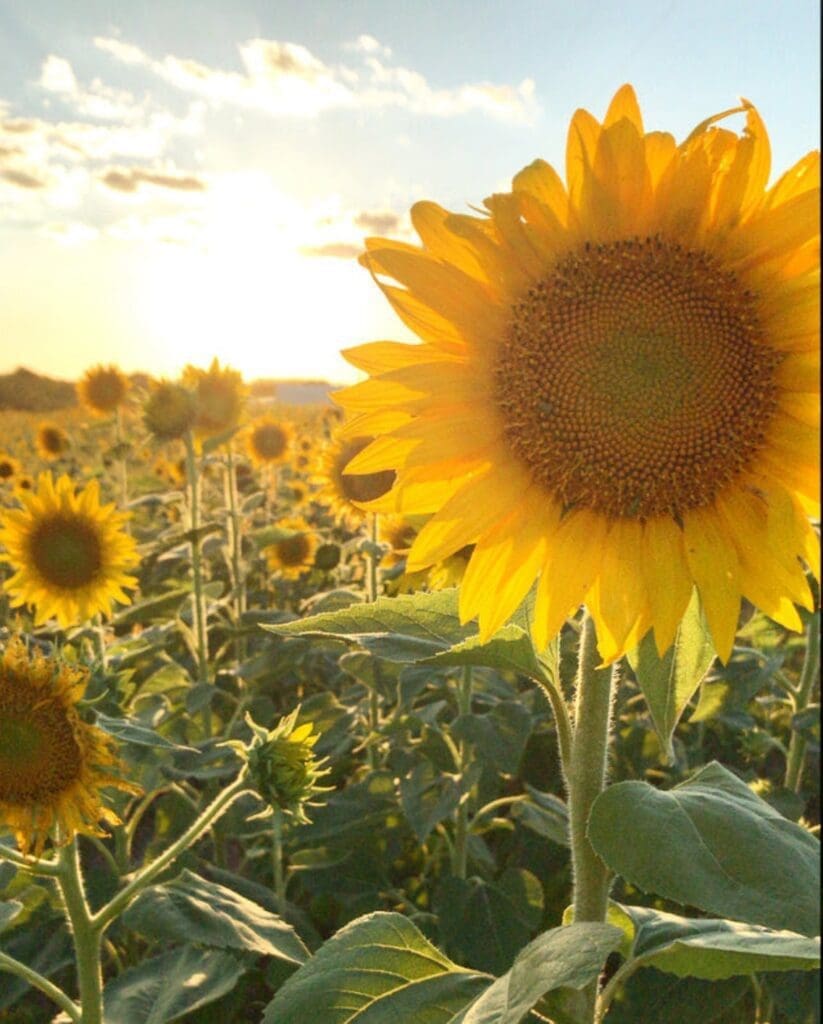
xmin=0 ymin=87 xmax=820 ymax=1024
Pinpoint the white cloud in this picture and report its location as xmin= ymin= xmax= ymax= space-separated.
xmin=39 ymin=55 xmax=78 ymax=95
xmin=94 ymin=34 xmax=538 ymax=123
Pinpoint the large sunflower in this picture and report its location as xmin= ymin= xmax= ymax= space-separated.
xmin=336 ymin=86 xmax=819 ymax=663
xmin=0 ymin=636 xmax=139 ymax=856
xmin=182 ymin=358 xmax=246 ymax=440
xmin=246 ymin=416 xmax=293 ymax=465
xmin=0 ymin=473 xmax=139 ymax=627
xmin=77 ymin=364 xmax=129 ymax=416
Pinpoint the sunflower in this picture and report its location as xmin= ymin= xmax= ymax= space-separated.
xmin=182 ymin=358 xmax=246 ymax=440
xmin=77 ymin=364 xmax=129 ymax=416
xmin=336 ymin=86 xmax=819 ymax=664
xmin=264 ymin=517 xmax=317 ymax=579
xmin=143 ymin=380 xmax=197 ymax=441
xmin=246 ymin=417 xmax=293 ymax=465
xmin=318 ymin=434 xmax=396 ymax=525
xmin=0 ymin=636 xmax=140 ymax=856
xmin=35 ymin=423 xmax=70 ymax=461
xmin=0 ymin=454 xmax=20 ymax=482
xmin=378 ymin=515 xmax=418 ymax=567
xmin=0 ymin=473 xmax=139 ymax=627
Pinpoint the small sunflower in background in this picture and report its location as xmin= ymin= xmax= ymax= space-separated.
xmin=318 ymin=434 xmax=396 ymax=525
xmin=246 ymin=417 xmax=293 ymax=465
xmin=0 ymin=636 xmax=140 ymax=856
xmin=35 ymin=423 xmax=70 ymax=461
xmin=378 ymin=515 xmax=417 ymax=567
xmin=182 ymin=358 xmax=246 ymax=440
xmin=284 ymin=480 xmax=309 ymax=506
xmin=0 ymin=453 xmax=20 ymax=483
xmin=143 ymin=380 xmax=197 ymax=442
xmin=0 ymin=473 xmax=139 ymax=628
xmin=264 ymin=518 xmax=317 ymax=579
xmin=337 ymin=85 xmax=819 ymax=664
xmin=77 ymin=364 xmax=129 ymax=417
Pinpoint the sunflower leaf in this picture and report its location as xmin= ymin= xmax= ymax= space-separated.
xmin=627 ymin=589 xmax=715 ymax=762
xmin=261 ymin=911 xmax=490 ymax=1024
xmin=588 ymin=762 xmax=820 ymax=936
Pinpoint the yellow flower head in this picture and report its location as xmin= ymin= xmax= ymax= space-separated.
xmin=378 ymin=515 xmax=417 ymax=567
xmin=0 ymin=473 xmax=139 ymax=627
xmin=0 ymin=636 xmax=140 ymax=856
xmin=0 ymin=454 xmax=20 ymax=482
xmin=182 ymin=358 xmax=246 ymax=440
xmin=77 ymin=364 xmax=129 ymax=416
xmin=246 ymin=417 xmax=293 ymax=465
xmin=318 ymin=433 xmax=396 ymax=524
xmin=264 ymin=517 xmax=317 ymax=579
xmin=337 ymin=85 xmax=820 ymax=664
xmin=36 ymin=423 xmax=70 ymax=461
xmin=143 ymin=380 xmax=197 ymax=441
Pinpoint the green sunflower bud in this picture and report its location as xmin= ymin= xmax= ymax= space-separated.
xmin=231 ymin=708 xmax=330 ymax=824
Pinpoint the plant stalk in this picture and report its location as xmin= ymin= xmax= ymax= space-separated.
xmin=566 ymin=613 xmax=616 ymax=1020
xmin=56 ymin=841 xmax=103 ymax=1024
xmin=272 ymin=808 xmax=286 ymax=914
xmin=451 ymin=666 xmax=474 ymax=879
xmin=0 ymin=950 xmax=80 ymax=1023
xmin=184 ymin=431 xmax=212 ymax=734
xmin=784 ymin=611 xmax=820 ymax=793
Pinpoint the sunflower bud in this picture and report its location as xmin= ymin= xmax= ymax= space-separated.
xmin=231 ymin=708 xmax=330 ymax=824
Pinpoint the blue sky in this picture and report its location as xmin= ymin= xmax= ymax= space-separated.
xmin=0 ymin=0 xmax=818 ymax=383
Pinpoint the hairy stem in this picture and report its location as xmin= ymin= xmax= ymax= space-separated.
xmin=56 ymin=841 xmax=103 ymax=1024
xmin=184 ymin=431 xmax=212 ymax=734
xmin=0 ymin=949 xmax=80 ymax=1023
xmin=784 ymin=612 xmax=820 ymax=793
xmin=451 ymin=666 xmax=474 ymax=879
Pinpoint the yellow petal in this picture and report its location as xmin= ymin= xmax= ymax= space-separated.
xmin=642 ymin=517 xmax=693 ymax=657
xmin=683 ymin=508 xmax=741 ymax=663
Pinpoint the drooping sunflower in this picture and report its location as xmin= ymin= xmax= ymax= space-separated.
xmin=182 ymin=358 xmax=246 ymax=440
xmin=264 ymin=517 xmax=317 ymax=579
xmin=35 ymin=423 xmax=70 ymax=461
xmin=0 ymin=473 xmax=139 ymax=627
xmin=143 ymin=380 xmax=197 ymax=442
xmin=246 ymin=417 xmax=293 ymax=465
xmin=336 ymin=86 xmax=819 ymax=663
xmin=318 ymin=434 xmax=396 ymax=525
xmin=0 ymin=636 xmax=140 ymax=856
xmin=77 ymin=364 xmax=129 ymax=416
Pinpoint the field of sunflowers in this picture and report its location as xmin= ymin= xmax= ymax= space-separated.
xmin=0 ymin=86 xmax=820 ymax=1024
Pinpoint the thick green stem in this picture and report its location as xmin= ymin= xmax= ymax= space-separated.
xmin=0 ymin=844 xmax=60 ymax=876
xmin=451 ymin=666 xmax=474 ymax=879
xmin=57 ymin=841 xmax=103 ymax=1024
xmin=0 ymin=949 xmax=80 ymax=1022
xmin=784 ymin=612 xmax=820 ymax=793
xmin=224 ymin=447 xmax=247 ymax=655
xmin=272 ymin=809 xmax=286 ymax=914
xmin=94 ymin=775 xmax=249 ymax=932
xmin=566 ymin=613 xmax=616 ymax=1021
xmin=184 ymin=431 xmax=212 ymax=733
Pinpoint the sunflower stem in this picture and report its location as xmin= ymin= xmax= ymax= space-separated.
xmin=115 ymin=407 xmax=130 ymax=533
xmin=223 ymin=445 xmax=247 ymax=665
xmin=0 ymin=843 xmax=61 ymax=876
xmin=566 ymin=613 xmax=616 ymax=1021
xmin=92 ymin=774 xmax=249 ymax=932
xmin=784 ymin=612 xmax=820 ymax=794
xmin=56 ymin=840 xmax=104 ymax=1024
xmin=184 ymin=431 xmax=212 ymax=735
xmin=272 ymin=808 xmax=287 ymax=914
xmin=451 ymin=666 xmax=474 ymax=879
xmin=0 ymin=949 xmax=80 ymax=1022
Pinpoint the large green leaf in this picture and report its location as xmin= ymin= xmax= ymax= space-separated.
xmin=612 ymin=903 xmax=820 ymax=980
xmin=628 ymin=591 xmax=715 ymax=761
xmin=261 ymin=911 xmax=490 ymax=1024
xmin=454 ymin=922 xmax=622 ymax=1024
xmin=437 ymin=869 xmax=544 ymax=975
xmin=122 ymin=870 xmax=308 ymax=963
xmin=588 ymin=762 xmax=820 ymax=936
xmin=510 ymin=785 xmax=569 ymax=847
xmin=95 ymin=712 xmax=197 ymax=752
xmin=261 ymin=589 xmax=473 ymax=662
xmin=451 ymin=702 xmax=533 ymax=775
xmin=602 ymin=970 xmax=750 ymax=1024
xmin=400 ymin=761 xmax=477 ymax=844
xmin=103 ymin=946 xmax=245 ymax=1024
xmin=418 ymin=625 xmax=544 ymax=678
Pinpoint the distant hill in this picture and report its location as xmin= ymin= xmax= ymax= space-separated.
xmin=0 ymin=368 xmax=77 ymax=411
xmin=250 ymin=379 xmax=337 ymax=405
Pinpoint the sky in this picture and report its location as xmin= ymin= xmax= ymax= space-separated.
xmin=0 ymin=0 xmax=819 ymax=385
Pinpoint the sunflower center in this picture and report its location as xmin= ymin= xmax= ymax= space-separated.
xmin=495 ymin=236 xmax=781 ymax=519
xmin=276 ymin=533 xmax=311 ymax=567
xmin=0 ymin=703 xmax=82 ymax=801
xmin=30 ymin=514 xmax=103 ymax=589
xmin=253 ymin=425 xmax=288 ymax=459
